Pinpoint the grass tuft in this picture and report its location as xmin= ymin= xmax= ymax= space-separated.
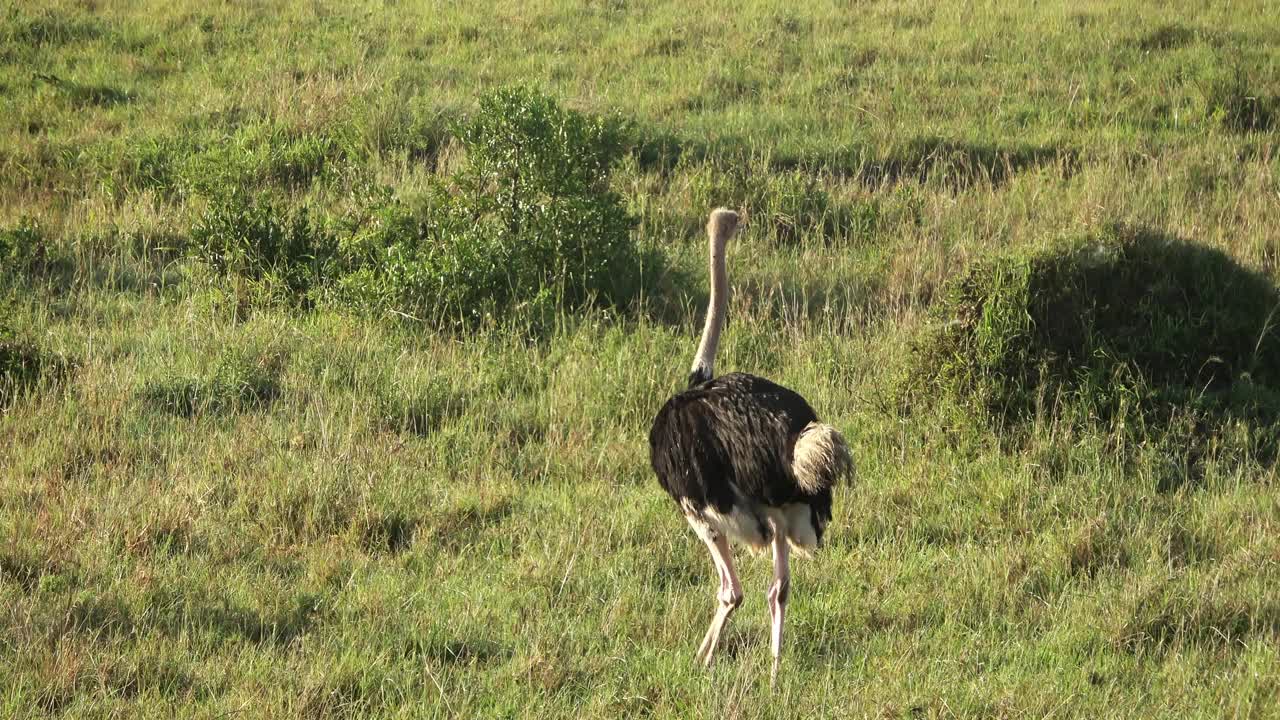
xmin=1202 ymin=67 xmax=1276 ymax=133
xmin=0 ymin=309 xmax=72 ymax=408
xmin=139 ymin=345 xmax=284 ymax=416
xmin=375 ymin=379 xmax=467 ymax=436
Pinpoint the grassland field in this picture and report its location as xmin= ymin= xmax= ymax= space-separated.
xmin=2 ymin=0 xmax=1280 ymax=717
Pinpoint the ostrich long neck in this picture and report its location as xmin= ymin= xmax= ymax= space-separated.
xmin=689 ymin=230 xmax=729 ymax=385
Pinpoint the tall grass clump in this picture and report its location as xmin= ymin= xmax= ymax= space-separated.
xmin=1201 ymin=66 xmax=1276 ymax=133
xmin=673 ymin=156 xmax=880 ymax=245
xmin=0 ymin=218 xmax=66 ymax=279
xmin=188 ymin=190 xmax=336 ymax=307
xmin=374 ymin=376 xmax=467 ymax=437
xmin=0 ymin=310 xmax=71 ymax=408
xmin=139 ymin=344 xmax=284 ymax=417
xmin=905 ymin=223 xmax=1280 ymax=457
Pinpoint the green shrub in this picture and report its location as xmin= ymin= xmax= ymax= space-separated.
xmin=905 ymin=223 xmax=1280 ymax=444
xmin=191 ymin=88 xmax=648 ymax=327
xmin=339 ymin=87 xmax=641 ymax=324
xmin=418 ymin=86 xmax=640 ymax=322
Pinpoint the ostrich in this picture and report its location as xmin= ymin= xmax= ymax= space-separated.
xmin=649 ymin=208 xmax=853 ymax=685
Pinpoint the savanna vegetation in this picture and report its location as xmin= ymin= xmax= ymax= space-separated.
xmin=2 ymin=1 xmax=1279 ymax=717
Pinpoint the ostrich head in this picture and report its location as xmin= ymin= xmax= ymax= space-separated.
xmin=689 ymin=208 xmax=741 ymax=386
xmin=706 ymin=208 xmax=740 ymax=253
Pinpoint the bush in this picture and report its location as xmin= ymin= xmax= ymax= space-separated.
xmin=905 ymin=224 xmax=1280 ymax=442
xmin=190 ymin=87 xmax=647 ymax=327
xmin=380 ymin=86 xmax=641 ymax=324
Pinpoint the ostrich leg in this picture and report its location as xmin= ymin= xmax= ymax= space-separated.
xmin=767 ymin=528 xmax=791 ymax=688
xmin=694 ymin=534 xmax=742 ymax=667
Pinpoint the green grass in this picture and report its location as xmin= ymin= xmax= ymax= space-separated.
xmin=2 ymin=0 xmax=1280 ymax=717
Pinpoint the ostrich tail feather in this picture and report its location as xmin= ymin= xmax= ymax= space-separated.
xmin=792 ymin=422 xmax=854 ymax=493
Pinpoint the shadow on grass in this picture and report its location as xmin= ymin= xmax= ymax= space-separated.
xmin=846 ymin=137 xmax=1080 ymax=190
xmin=61 ymin=589 xmax=325 ymax=648
xmin=34 ymin=72 xmax=134 ymax=107
xmin=412 ymin=637 xmax=511 ymax=666
xmin=647 ymin=559 xmax=703 ymax=592
xmin=359 ymin=512 xmax=418 ymax=555
xmin=376 ymin=382 xmax=468 ymax=437
xmin=0 ymin=553 xmax=43 ymax=592
xmin=33 ymin=656 xmax=205 ymax=714
xmin=1202 ymin=69 xmax=1276 ymax=133
xmin=139 ymin=347 xmax=284 ymax=417
xmin=9 ymin=7 xmax=107 ymax=46
xmin=1134 ymin=23 xmax=1198 ymax=51
xmin=191 ymin=593 xmax=324 ymax=646
xmin=430 ymin=499 xmax=516 ymax=553
xmin=1 ymin=310 xmax=74 ymax=408
xmin=629 ymin=126 xmax=1078 ymax=191
xmin=2 ymin=219 xmax=190 ymax=302
xmin=1119 ymin=595 xmax=1280 ymax=654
